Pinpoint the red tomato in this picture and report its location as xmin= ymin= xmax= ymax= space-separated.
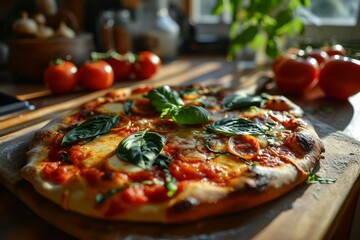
xmin=272 ymin=50 xmax=305 ymax=75
xmin=43 ymin=59 xmax=78 ymax=94
xmin=272 ymin=55 xmax=287 ymax=75
xmin=78 ymin=60 xmax=114 ymax=91
xmin=274 ymin=55 xmax=319 ymax=95
xmin=320 ymin=44 xmax=346 ymax=57
xmin=133 ymin=51 xmax=161 ymax=80
xmin=106 ymin=57 xmax=132 ymax=81
xmin=307 ymin=49 xmax=329 ymax=65
xmin=319 ymin=56 xmax=360 ymax=100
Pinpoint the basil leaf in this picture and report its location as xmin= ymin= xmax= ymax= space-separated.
xmin=222 ymin=92 xmax=265 ymax=110
xmin=171 ymin=105 xmax=208 ymax=125
xmin=61 ymin=115 xmax=119 ymax=146
xmin=206 ymin=118 xmax=266 ymax=136
xmin=154 ymin=154 xmax=178 ymax=197
xmin=116 ymin=130 xmax=165 ymax=170
xmin=123 ymin=100 xmax=133 ymax=115
xmin=147 ymin=86 xmax=184 ymax=112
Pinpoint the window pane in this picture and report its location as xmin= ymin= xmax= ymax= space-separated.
xmin=302 ymin=0 xmax=360 ymax=25
xmin=191 ymin=0 xmax=220 ymax=23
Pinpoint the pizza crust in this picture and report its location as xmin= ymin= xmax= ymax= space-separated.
xmin=20 ymin=86 xmax=325 ymax=223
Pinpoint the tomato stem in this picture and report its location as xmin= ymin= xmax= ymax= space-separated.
xmin=50 ymin=58 xmax=65 ymax=66
xmin=91 ymin=50 xmax=137 ymax=64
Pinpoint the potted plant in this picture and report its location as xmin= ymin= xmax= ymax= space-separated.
xmin=212 ymin=0 xmax=310 ymax=63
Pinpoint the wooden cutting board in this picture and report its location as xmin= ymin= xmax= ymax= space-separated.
xmin=0 ymin=114 xmax=359 ymax=239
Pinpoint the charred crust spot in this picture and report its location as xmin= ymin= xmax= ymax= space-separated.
xmin=169 ymin=198 xmax=198 ymax=214
xmin=242 ymin=167 xmax=270 ymax=192
xmin=296 ymin=132 xmax=314 ymax=153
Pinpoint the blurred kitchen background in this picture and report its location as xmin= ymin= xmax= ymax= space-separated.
xmin=0 ymin=0 xmax=359 ymax=70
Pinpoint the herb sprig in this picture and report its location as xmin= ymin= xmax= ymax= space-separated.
xmin=306 ymin=172 xmax=337 ymax=184
xmin=147 ymin=86 xmax=208 ymax=125
xmin=115 ymin=130 xmax=178 ymax=197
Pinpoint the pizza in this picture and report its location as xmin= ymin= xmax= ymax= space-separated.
xmin=20 ymin=84 xmax=324 ymax=223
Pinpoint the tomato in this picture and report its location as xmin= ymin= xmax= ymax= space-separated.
xmin=133 ymin=51 xmax=161 ymax=80
xmin=274 ymin=55 xmax=319 ymax=95
xmin=91 ymin=51 xmax=133 ymax=81
xmin=320 ymin=44 xmax=346 ymax=57
xmin=272 ymin=50 xmax=304 ymax=75
xmin=106 ymin=57 xmax=132 ymax=81
xmin=307 ymin=49 xmax=329 ymax=65
xmin=78 ymin=60 xmax=114 ymax=91
xmin=43 ymin=59 xmax=78 ymax=94
xmin=319 ymin=56 xmax=360 ymax=100
xmin=272 ymin=55 xmax=288 ymax=75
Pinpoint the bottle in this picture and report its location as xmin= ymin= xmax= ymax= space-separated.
xmin=135 ymin=0 xmax=180 ymax=61
xmin=113 ymin=10 xmax=133 ymax=53
xmin=97 ymin=9 xmax=133 ymax=53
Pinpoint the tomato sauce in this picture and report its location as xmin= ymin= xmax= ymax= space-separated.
xmin=41 ymin=162 xmax=78 ymax=184
xmin=68 ymin=145 xmax=91 ymax=166
xmin=80 ymin=168 xmax=103 ymax=186
xmin=169 ymin=160 xmax=226 ymax=184
xmin=253 ymin=148 xmax=284 ymax=167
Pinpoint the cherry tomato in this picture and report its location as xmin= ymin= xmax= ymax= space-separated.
xmin=320 ymin=44 xmax=346 ymax=57
xmin=272 ymin=52 xmax=296 ymax=75
xmin=43 ymin=59 xmax=78 ymax=94
xmin=319 ymin=56 xmax=360 ymax=100
xmin=274 ymin=55 xmax=319 ymax=95
xmin=307 ymin=49 xmax=329 ymax=65
xmin=91 ymin=51 xmax=133 ymax=81
xmin=78 ymin=60 xmax=114 ymax=91
xmin=272 ymin=55 xmax=287 ymax=75
xmin=133 ymin=51 xmax=161 ymax=80
xmin=106 ymin=57 xmax=132 ymax=81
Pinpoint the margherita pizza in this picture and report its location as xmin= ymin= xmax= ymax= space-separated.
xmin=20 ymin=85 xmax=324 ymax=223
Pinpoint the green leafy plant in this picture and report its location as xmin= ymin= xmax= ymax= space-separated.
xmin=212 ymin=0 xmax=310 ymax=60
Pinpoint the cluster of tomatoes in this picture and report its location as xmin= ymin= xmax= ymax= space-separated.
xmin=272 ymin=44 xmax=360 ymax=100
xmin=44 ymin=51 xmax=161 ymax=94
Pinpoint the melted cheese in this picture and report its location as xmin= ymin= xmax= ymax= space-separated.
xmin=105 ymin=154 xmax=143 ymax=173
xmin=95 ymin=103 xmax=125 ymax=115
xmin=80 ymin=133 xmax=145 ymax=173
xmin=210 ymin=155 xmax=247 ymax=177
xmin=81 ymin=133 xmax=122 ymax=168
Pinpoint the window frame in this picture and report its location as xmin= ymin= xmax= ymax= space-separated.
xmin=301 ymin=0 xmax=360 ymax=44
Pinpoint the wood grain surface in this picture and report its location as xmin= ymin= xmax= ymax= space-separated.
xmin=0 ymin=106 xmax=359 ymax=240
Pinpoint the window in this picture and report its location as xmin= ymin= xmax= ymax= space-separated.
xmin=188 ymin=0 xmax=229 ymax=38
xmin=298 ymin=0 xmax=360 ymax=43
xmin=187 ymin=0 xmax=360 ymax=45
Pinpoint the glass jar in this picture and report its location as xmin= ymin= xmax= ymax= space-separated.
xmin=97 ymin=9 xmax=133 ymax=53
xmin=135 ymin=0 xmax=180 ymax=61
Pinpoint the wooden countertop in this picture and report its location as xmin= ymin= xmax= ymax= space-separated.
xmin=0 ymin=56 xmax=359 ymax=239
